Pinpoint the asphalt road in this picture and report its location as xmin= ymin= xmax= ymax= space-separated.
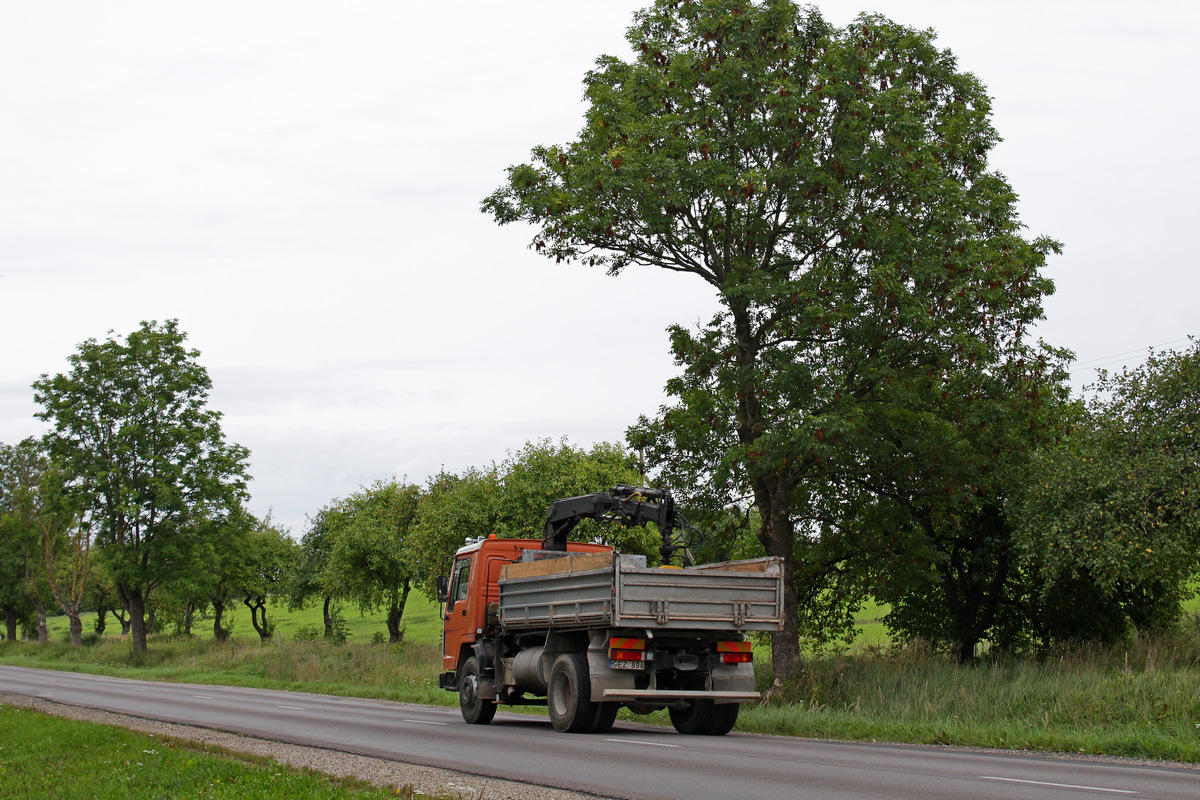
xmin=2 ymin=665 xmax=1197 ymax=800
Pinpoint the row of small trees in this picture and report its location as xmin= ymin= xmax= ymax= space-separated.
xmin=0 ymin=315 xmax=657 ymax=651
xmin=285 ymin=439 xmax=652 ymax=645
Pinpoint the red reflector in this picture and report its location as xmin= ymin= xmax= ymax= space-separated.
xmin=716 ymin=640 xmax=752 ymax=653
xmin=609 ymin=637 xmax=645 ymax=650
xmin=610 ymin=649 xmax=644 ymax=662
xmin=720 ymin=652 xmax=753 ymax=664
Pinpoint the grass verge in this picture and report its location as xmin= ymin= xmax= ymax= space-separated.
xmin=0 ymin=703 xmax=453 ymax=799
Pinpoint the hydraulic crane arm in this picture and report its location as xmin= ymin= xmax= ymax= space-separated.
xmin=543 ymin=484 xmax=678 ymax=560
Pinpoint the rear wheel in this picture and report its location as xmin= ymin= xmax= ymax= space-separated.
xmin=708 ymin=702 xmax=739 ymax=735
xmin=669 ymin=699 xmax=738 ymax=735
xmin=458 ymin=656 xmax=496 ymax=725
xmin=589 ymin=701 xmax=619 ymax=733
xmin=668 ymin=699 xmax=715 ymax=734
xmin=547 ymin=653 xmax=594 ymax=733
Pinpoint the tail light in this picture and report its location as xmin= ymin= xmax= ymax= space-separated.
xmin=717 ymin=640 xmax=753 ymax=664
xmin=609 ymin=637 xmax=646 ymax=662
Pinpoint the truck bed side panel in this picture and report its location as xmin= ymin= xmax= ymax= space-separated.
xmin=498 ymin=556 xmax=783 ymax=632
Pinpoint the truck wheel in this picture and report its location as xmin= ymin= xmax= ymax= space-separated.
xmin=668 ymin=699 xmax=715 ymax=734
xmin=548 ymin=653 xmax=595 ymax=733
xmin=589 ymin=702 xmax=619 ymax=733
xmin=458 ymin=656 xmax=496 ymax=725
xmin=707 ymin=702 xmax=739 ymax=735
xmin=669 ymin=700 xmax=740 ymax=735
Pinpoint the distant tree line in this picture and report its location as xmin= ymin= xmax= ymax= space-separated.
xmin=0 ymin=321 xmax=651 ymax=651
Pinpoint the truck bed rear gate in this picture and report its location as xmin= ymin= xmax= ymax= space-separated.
xmin=498 ymin=553 xmax=783 ymax=632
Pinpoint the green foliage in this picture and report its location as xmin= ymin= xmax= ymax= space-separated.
xmin=31 ymin=320 xmax=250 ymax=652
xmin=318 ymin=480 xmax=421 ymax=643
xmin=486 ymin=0 xmax=1060 ymax=674
xmin=410 ymin=439 xmax=648 ymax=595
xmin=237 ymin=517 xmax=297 ymax=642
xmin=0 ymin=441 xmax=41 ymax=638
xmin=1015 ymin=339 xmax=1200 ymax=642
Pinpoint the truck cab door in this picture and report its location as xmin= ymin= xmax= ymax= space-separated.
xmin=441 ymin=555 xmax=473 ymax=671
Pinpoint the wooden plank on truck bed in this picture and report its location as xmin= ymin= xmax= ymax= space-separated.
xmin=685 ymin=557 xmax=782 ymax=574
xmin=500 ymin=550 xmax=615 ymax=581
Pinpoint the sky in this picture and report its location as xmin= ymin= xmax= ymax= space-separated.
xmin=2 ymin=1 xmax=1197 ymax=535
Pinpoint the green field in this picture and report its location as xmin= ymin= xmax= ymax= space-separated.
xmin=39 ymin=593 xmax=449 ymax=648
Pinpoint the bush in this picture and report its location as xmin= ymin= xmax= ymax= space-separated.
xmin=293 ymin=625 xmax=321 ymax=642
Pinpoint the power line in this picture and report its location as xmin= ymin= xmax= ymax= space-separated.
xmin=1069 ymin=337 xmax=1193 ymax=375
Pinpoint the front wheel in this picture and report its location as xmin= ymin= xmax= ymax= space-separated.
xmin=458 ymin=656 xmax=496 ymax=725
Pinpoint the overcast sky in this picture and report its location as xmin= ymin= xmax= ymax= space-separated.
xmin=3 ymin=1 xmax=1197 ymax=534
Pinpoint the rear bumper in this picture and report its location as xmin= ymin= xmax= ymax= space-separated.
xmin=601 ymin=689 xmax=760 ymax=703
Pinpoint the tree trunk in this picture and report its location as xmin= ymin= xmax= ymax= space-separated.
xmin=322 ymin=595 xmax=333 ymax=638
xmin=729 ymin=301 xmax=802 ymax=683
xmin=182 ymin=600 xmax=195 ymax=636
xmin=244 ymin=595 xmax=273 ymax=643
xmin=67 ymin=613 xmax=83 ymax=646
xmin=95 ymin=608 xmax=107 ymax=635
xmin=31 ymin=594 xmax=48 ymax=645
xmin=114 ymin=584 xmax=132 ymax=635
xmin=125 ymin=586 xmax=148 ymax=653
xmin=757 ymin=490 xmax=799 ymax=681
xmin=3 ymin=606 xmax=16 ymax=641
xmin=212 ymin=597 xmax=231 ymax=641
xmin=385 ymin=580 xmax=412 ymax=644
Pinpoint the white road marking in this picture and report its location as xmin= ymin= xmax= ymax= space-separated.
xmin=192 ymin=695 xmax=215 ymax=700
xmin=980 ymin=776 xmax=1137 ymax=795
xmin=604 ymin=738 xmax=680 ymax=748
xmin=276 ymin=705 xmax=306 ymax=711
xmin=403 ymin=719 xmax=447 ymax=726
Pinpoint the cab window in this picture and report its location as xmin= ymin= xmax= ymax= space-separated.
xmin=449 ymin=558 xmax=471 ymax=605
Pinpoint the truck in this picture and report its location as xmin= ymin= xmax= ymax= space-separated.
xmin=436 ymin=485 xmax=784 ymax=735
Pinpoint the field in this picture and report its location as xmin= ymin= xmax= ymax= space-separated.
xmin=3 ymin=593 xmax=1200 ymax=764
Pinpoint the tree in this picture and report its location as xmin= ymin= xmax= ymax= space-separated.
xmin=288 ymin=508 xmax=340 ymax=639
xmin=485 ymin=0 xmax=1057 ymax=677
xmin=32 ymin=320 xmax=251 ymax=652
xmin=0 ymin=440 xmax=44 ymax=642
xmin=1015 ymin=339 xmax=1200 ymax=642
xmin=410 ymin=439 xmax=653 ymax=598
xmin=238 ymin=516 xmax=296 ymax=643
xmin=0 ymin=438 xmax=97 ymax=645
xmin=322 ymin=480 xmax=421 ymax=644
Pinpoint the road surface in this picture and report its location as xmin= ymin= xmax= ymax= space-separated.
xmin=1 ymin=665 xmax=1196 ymax=800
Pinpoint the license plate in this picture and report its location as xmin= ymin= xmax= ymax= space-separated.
xmin=610 ymin=659 xmax=644 ymax=670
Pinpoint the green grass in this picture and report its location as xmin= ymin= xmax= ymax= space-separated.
xmin=0 ymin=704 xmax=450 ymax=799
xmin=743 ymin=633 xmax=1200 ymax=762
xmin=42 ymin=593 xmax=447 ymax=648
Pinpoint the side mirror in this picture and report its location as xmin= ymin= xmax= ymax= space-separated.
xmin=436 ymin=575 xmax=449 ymax=604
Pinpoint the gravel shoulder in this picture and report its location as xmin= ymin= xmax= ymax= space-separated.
xmin=0 ymin=693 xmax=610 ymax=800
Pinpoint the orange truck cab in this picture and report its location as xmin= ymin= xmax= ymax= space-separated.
xmin=439 ymin=536 xmax=612 ymax=678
